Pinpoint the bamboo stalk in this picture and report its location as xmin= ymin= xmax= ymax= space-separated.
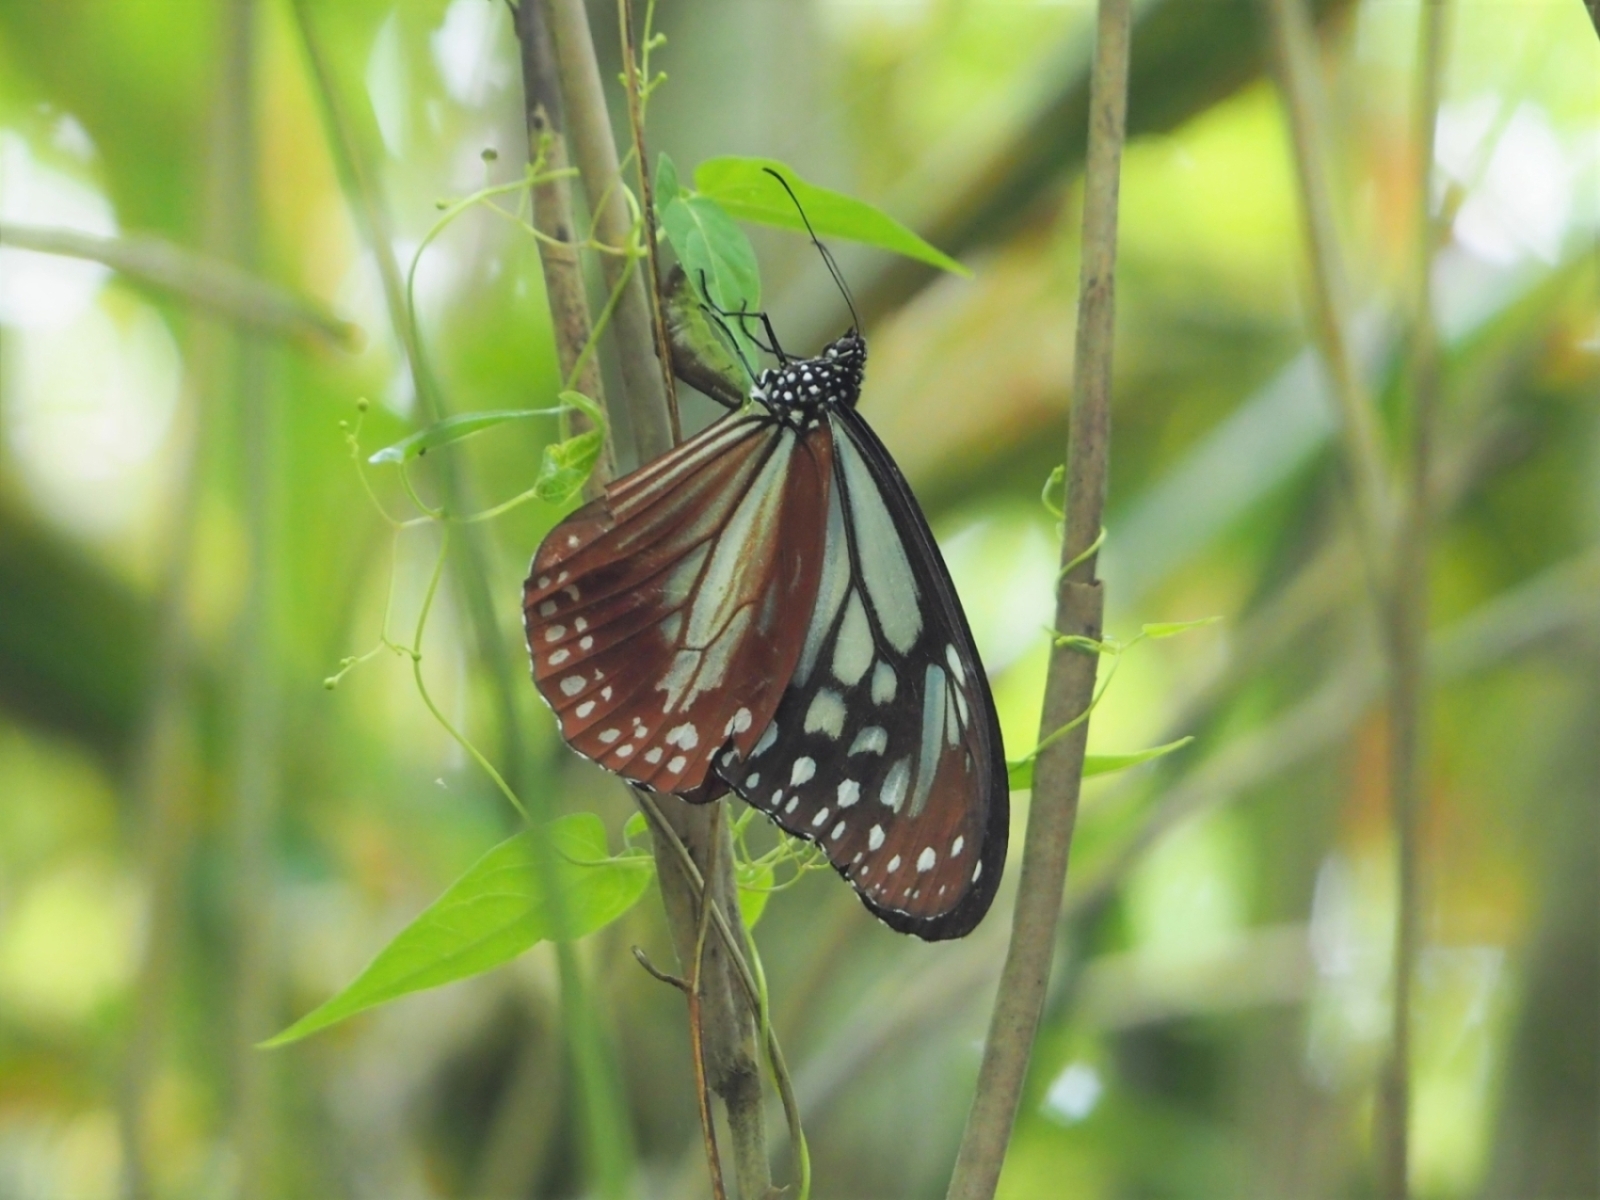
xmin=216 ymin=2 xmax=280 ymax=1194
xmin=1381 ymin=4 xmax=1448 ymax=1196
xmin=1262 ymin=0 xmax=1390 ymax=570
xmin=946 ymin=0 xmax=1130 ymax=1195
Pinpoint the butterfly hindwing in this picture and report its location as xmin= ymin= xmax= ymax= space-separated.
xmin=716 ymin=407 xmax=1008 ymax=940
xmin=525 ymin=413 xmax=834 ymax=798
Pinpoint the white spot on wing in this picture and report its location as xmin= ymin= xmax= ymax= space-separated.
xmin=812 ymin=808 xmax=830 ymax=827
xmin=887 ymin=854 xmax=902 ymax=873
xmin=804 ymin=690 xmax=846 ymax=739
xmin=945 ymin=644 xmax=967 ymax=686
xmin=831 ymin=821 xmax=846 ymax=840
xmin=784 ymin=794 xmax=799 ymax=814
xmin=725 ymin=707 xmax=753 ymax=736
xmin=869 ymin=825 xmax=885 ymax=850
xmin=667 ymin=755 xmax=687 ymax=773
xmin=836 ymin=780 xmax=861 ymax=808
xmin=849 ymin=726 xmax=888 ymax=756
xmin=539 ymin=600 xmax=556 ymax=617
xmin=598 ymin=728 xmax=620 ymax=744
xmin=917 ymin=847 xmax=936 ymax=872
xmin=666 ymin=723 xmax=700 ymax=750
xmin=751 ymin=722 xmax=778 ymax=758
xmin=645 ymin=748 xmax=663 ymax=764
xmin=790 ymin=757 xmax=816 ymax=785
xmin=546 ymin=625 xmax=566 ymax=642
xmin=576 ymin=700 xmax=595 ymax=719
xmin=560 ymin=675 xmax=586 ymax=697
xmin=871 ymin=662 xmax=897 ymax=705
xmin=880 ymin=758 xmax=910 ymax=812
xmin=952 ymin=836 xmax=965 ymax=857
xmin=549 ymin=649 xmax=570 ymax=666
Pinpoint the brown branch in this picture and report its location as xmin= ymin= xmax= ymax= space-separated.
xmin=618 ymin=0 xmax=681 ymax=442
xmin=517 ymin=4 xmax=775 ymax=1196
xmin=512 ymin=0 xmax=614 ymax=491
xmin=946 ymin=0 xmax=1130 ymax=1195
xmin=542 ymin=0 xmax=671 ymax=467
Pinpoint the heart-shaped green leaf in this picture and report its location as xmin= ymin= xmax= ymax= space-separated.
xmin=262 ymin=813 xmax=653 ymax=1047
xmin=694 ymin=156 xmax=966 ymax=276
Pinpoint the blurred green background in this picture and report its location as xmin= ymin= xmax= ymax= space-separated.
xmin=0 ymin=1 xmax=1596 ymax=1197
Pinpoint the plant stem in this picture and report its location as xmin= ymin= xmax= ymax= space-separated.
xmin=0 ymin=222 xmax=357 ymax=347
xmin=946 ymin=0 xmax=1129 ymax=1195
xmin=516 ymin=5 xmax=772 ymax=1196
xmin=617 ymin=0 xmax=681 ymax=442
xmin=1266 ymin=1 xmax=1449 ymax=1195
xmin=512 ymin=0 xmax=615 ymax=492
xmin=1381 ymin=5 xmax=1447 ymax=1197
xmin=217 ymin=1 xmax=279 ymax=1194
xmin=541 ymin=0 xmax=671 ymax=468
xmin=1262 ymin=0 xmax=1390 ymax=571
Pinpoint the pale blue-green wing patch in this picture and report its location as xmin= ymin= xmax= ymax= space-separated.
xmin=716 ymin=405 xmax=1007 ymax=940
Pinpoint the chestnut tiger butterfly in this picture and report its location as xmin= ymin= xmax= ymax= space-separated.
xmin=523 ymin=181 xmax=1007 ymax=940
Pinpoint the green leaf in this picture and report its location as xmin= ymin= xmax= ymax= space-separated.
xmin=531 ymin=391 xmax=607 ymax=506
xmin=736 ymin=858 xmax=776 ymax=929
xmin=367 ymin=407 xmax=566 ymax=464
xmin=655 ymin=151 xmax=682 ymax=207
xmin=659 ymin=190 xmax=762 ymax=367
xmin=1007 ymin=737 xmax=1194 ymax=790
xmin=694 ymin=156 xmax=967 ymax=276
xmin=262 ymin=814 xmax=653 ymax=1047
xmin=1141 ymin=617 xmax=1222 ymax=640
xmin=659 ymin=193 xmax=760 ymax=317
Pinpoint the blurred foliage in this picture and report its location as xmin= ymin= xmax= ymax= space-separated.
xmin=0 ymin=1 xmax=1596 ymax=1199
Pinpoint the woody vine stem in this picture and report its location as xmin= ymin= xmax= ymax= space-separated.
xmin=947 ymin=0 xmax=1130 ymax=1195
xmin=513 ymin=2 xmax=784 ymax=1198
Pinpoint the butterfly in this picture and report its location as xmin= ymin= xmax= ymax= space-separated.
xmin=523 ymin=200 xmax=1006 ymax=939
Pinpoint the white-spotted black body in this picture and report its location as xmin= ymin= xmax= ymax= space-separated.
xmin=748 ymin=331 xmax=867 ymax=425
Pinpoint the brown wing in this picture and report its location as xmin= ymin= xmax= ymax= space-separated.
xmin=524 ymin=414 xmax=833 ymax=798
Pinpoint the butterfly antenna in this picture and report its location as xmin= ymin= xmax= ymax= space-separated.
xmin=696 ymin=271 xmax=759 ymax=383
xmin=761 ymin=166 xmax=862 ymax=333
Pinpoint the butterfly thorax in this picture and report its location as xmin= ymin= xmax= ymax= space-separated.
xmin=748 ymin=331 xmax=866 ymax=425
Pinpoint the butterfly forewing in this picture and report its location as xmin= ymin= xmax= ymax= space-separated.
xmin=525 ymin=414 xmax=834 ymax=797
xmin=716 ymin=407 xmax=1008 ymax=940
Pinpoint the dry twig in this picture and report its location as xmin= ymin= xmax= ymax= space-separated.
xmin=947 ymin=0 xmax=1130 ymax=1194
